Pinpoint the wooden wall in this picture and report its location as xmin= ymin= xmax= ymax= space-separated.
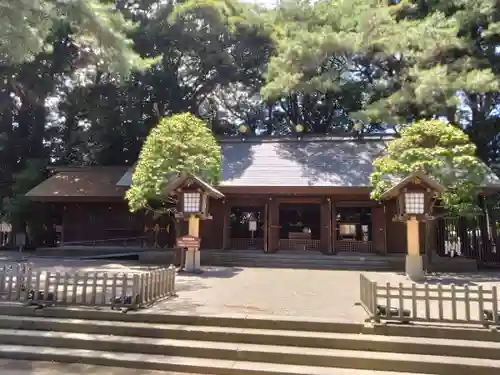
xmin=385 ymin=199 xmax=407 ymax=253
xmin=62 ymin=203 xmax=143 ymax=243
xmin=58 ymin=193 xmax=409 ymax=254
xmin=199 ymin=198 xmax=224 ymax=249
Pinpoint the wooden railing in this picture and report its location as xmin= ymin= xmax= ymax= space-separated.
xmin=359 ymin=274 xmax=500 ymax=327
xmin=279 ymin=239 xmax=321 ymax=251
xmin=230 ymin=238 xmax=265 ymax=250
xmin=0 ymin=265 xmax=176 ymax=310
xmin=337 ymin=240 xmax=374 ymax=253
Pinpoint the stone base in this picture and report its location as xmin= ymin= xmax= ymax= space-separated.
xmin=185 ymin=249 xmax=201 ymax=273
xmin=138 ymin=251 xmax=174 ymax=265
xmin=405 ymin=254 xmax=425 ymax=282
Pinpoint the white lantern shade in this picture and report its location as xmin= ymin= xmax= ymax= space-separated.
xmin=183 ymin=192 xmax=201 ymax=213
xmin=404 ymin=192 xmax=425 ymax=214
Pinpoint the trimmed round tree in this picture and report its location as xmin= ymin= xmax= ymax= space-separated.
xmin=126 ymin=113 xmax=221 ymax=213
xmin=370 ymin=119 xmax=488 ymax=215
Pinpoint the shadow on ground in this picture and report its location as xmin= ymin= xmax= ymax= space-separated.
xmin=414 ymin=272 xmax=500 ymax=286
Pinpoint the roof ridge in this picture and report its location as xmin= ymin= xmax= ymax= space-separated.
xmin=218 ymin=134 xmax=395 ymax=144
xmin=48 ymin=166 xmax=129 ymax=172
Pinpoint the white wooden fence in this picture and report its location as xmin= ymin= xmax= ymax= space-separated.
xmin=359 ymin=274 xmax=500 ymax=327
xmin=0 ymin=264 xmax=176 ymax=310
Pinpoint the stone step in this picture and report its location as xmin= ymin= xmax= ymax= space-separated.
xmin=0 ymin=340 xmax=497 ymax=374
xmin=0 ymin=325 xmax=498 ymax=360
xmin=0 ymin=359 xmax=435 ymax=375
xmin=211 ymin=261 xmax=394 ymax=270
xmin=0 ymin=360 xmax=206 ymax=375
xmin=0 ymin=347 xmax=436 ymax=375
xmin=206 ymin=252 xmax=399 ymax=260
xmin=211 ymin=256 xmax=392 ymax=264
xmin=0 ymin=306 xmax=499 ymax=343
xmin=0 ymin=306 xmax=362 ymax=333
xmin=214 ymin=261 xmax=394 ymax=266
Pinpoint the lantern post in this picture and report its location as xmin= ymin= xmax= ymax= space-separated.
xmin=163 ymin=173 xmax=224 ymax=274
xmin=379 ymin=172 xmax=444 ymax=281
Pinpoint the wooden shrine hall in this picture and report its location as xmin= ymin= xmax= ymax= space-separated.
xmin=25 ymin=135 xmax=500 ymax=255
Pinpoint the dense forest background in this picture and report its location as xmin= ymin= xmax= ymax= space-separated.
xmin=1 ymin=0 xmax=500 ymax=230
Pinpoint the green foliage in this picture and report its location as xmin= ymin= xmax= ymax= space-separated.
xmin=2 ymin=0 xmax=500 ymax=239
xmin=126 ymin=113 xmax=222 ymax=212
xmin=1 ymin=159 xmax=47 ymax=227
xmin=0 ymin=0 xmax=153 ymax=76
xmin=370 ymin=119 xmax=488 ymax=215
xmin=262 ymin=0 xmax=500 ymax=131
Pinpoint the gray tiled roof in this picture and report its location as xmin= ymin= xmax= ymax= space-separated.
xmin=114 ymin=135 xmax=500 ymax=189
xmin=220 ymin=136 xmax=388 ymax=187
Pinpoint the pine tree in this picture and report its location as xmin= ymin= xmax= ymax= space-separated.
xmin=0 ymin=0 xmax=150 ymax=75
xmin=262 ymin=0 xmax=500 ymax=133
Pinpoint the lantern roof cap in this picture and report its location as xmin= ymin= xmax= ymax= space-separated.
xmin=379 ymin=171 xmax=445 ymax=200
xmin=163 ymin=172 xmax=225 ymax=199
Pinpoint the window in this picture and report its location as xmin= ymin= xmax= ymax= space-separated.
xmin=404 ymin=192 xmax=425 ymax=214
xmin=279 ymin=204 xmax=320 ymax=240
xmin=336 ymin=207 xmax=372 ymax=242
xmin=183 ymin=192 xmax=201 ymax=213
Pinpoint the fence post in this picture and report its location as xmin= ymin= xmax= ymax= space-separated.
xmin=132 ymin=274 xmax=140 ymax=309
xmin=101 ymin=272 xmax=108 ymax=305
xmin=160 ymin=268 xmax=166 ymax=297
xmin=23 ymin=267 xmax=33 ymax=303
xmin=139 ymin=273 xmax=145 ymax=305
xmin=478 ymin=285 xmax=485 ymax=324
xmin=144 ymin=273 xmax=150 ymax=305
xmin=0 ymin=268 xmax=5 ymax=294
xmin=493 ymin=287 xmax=499 ymax=324
xmin=169 ymin=265 xmax=176 ymax=296
xmin=371 ymin=280 xmax=379 ymax=323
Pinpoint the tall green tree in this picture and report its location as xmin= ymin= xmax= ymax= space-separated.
xmin=0 ymin=0 xmax=150 ymax=75
xmin=126 ymin=113 xmax=221 ymax=213
xmin=370 ymin=119 xmax=488 ymax=215
xmin=262 ymin=0 xmax=500 ymax=144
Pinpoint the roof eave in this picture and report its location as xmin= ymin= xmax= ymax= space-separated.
xmin=379 ymin=171 xmax=445 ymax=200
xmin=164 ymin=173 xmax=225 ymax=199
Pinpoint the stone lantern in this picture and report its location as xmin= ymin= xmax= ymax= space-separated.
xmin=379 ymin=171 xmax=445 ymax=281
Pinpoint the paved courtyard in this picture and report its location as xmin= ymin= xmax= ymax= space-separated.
xmin=1 ymin=253 xmax=500 ymax=322
xmin=152 ymin=267 xmax=500 ymax=322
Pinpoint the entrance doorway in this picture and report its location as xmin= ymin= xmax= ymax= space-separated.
xmin=229 ymin=206 xmax=265 ymax=250
xmin=278 ymin=203 xmax=321 ymax=250
xmin=144 ymin=211 xmax=177 ymax=248
xmin=335 ymin=207 xmax=373 ymax=252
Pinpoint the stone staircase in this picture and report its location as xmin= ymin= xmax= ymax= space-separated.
xmin=202 ymin=250 xmax=406 ymax=271
xmin=0 ymin=305 xmax=498 ymax=374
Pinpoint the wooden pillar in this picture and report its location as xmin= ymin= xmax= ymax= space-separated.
xmin=268 ymin=198 xmax=280 ymax=252
xmin=406 ymin=217 xmax=420 ymax=256
xmin=263 ymin=202 xmax=269 ymax=252
xmin=222 ymin=200 xmax=230 ymax=250
xmin=425 ymin=220 xmax=436 ymax=266
xmin=371 ymin=205 xmax=387 ymax=254
xmin=479 ymin=194 xmax=493 ymax=261
xmin=320 ymin=198 xmax=332 ymax=252
xmin=60 ymin=205 xmax=66 ymax=247
xmin=331 ymin=202 xmax=337 ymax=254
